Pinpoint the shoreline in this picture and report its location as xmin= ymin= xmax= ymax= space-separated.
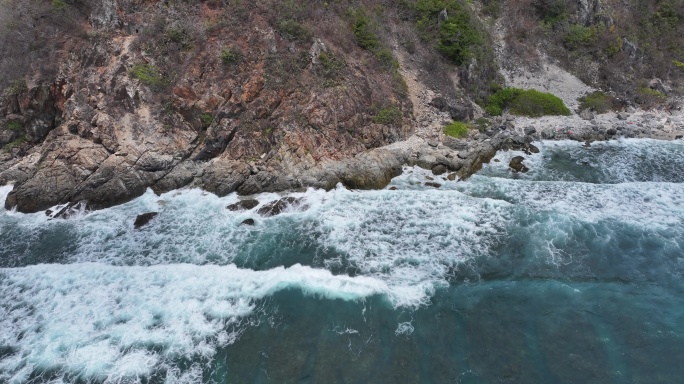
xmin=2 ymin=107 xmax=683 ymax=215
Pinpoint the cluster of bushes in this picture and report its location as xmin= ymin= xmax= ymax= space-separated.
xmin=578 ymin=91 xmax=615 ymax=113
xmin=509 ymin=0 xmax=684 ymax=100
xmin=485 ymin=88 xmax=571 ymax=117
xmin=400 ymin=0 xmax=500 ymax=102
xmin=349 ymin=9 xmax=401 ymax=71
xmin=411 ymin=0 xmax=488 ymax=66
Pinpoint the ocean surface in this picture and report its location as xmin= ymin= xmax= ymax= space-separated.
xmin=1 ymin=138 xmax=684 ymax=383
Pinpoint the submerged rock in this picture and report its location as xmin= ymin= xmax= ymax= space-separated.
xmin=134 ymin=212 xmax=158 ymax=229
xmin=424 ymin=182 xmax=442 ymax=188
xmin=509 ymin=156 xmax=529 ymax=173
xmin=226 ymin=199 xmax=259 ymax=211
xmin=240 ymin=218 xmax=255 ymax=226
xmin=257 ymin=197 xmax=308 ymax=217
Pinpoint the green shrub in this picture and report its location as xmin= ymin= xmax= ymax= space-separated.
xmin=636 ymin=87 xmax=667 ymax=106
xmin=481 ymin=0 xmax=502 ymax=18
xmin=578 ymin=91 xmax=614 ymax=113
xmin=372 ymin=106 xmax=402 ymax=125
xmin=509 ymin=89 xmax=571 ymax=117
xmin=279 ymin=19 xmax=311 ymax=41
xmin=318 ymin=52 xmax=346 ymax=81
xmin=436 ymin=13 xmax=483 ymax=65
xmin=3 ymin=79 xmax=27 ymax=97
xmin=443 ymin=121 xmax=469 ymax=138
xmin=414 ymin=0 xmax=486 ymax=66
xmin=565 ymin=24 xmax=597 ymax=49
xmin=352 ymin=12 xmax=380 ymax=50
xmin=220 ymin=49 xmax=241 ymax=65
xmin=486 ymin=88 xmax=570 ymax=117
xmin=51 ymin=0 xmax=67 ymax=10
xmin=534 ymin=0 xmax=570 ymax=25
xmin=375 ymin=48 xmax=399 ymax=70
xmin=485 ymin=87 xmax=522 ymax=116
xmin=6 ymin=120 xmax=22 ymax=131
xmin=3 ymin=136 xmax=25 ymax=152
xmin=200 ymin=113 xmax=213 ymax=127
xmin=130 ymin=64 xmax=166 ymax=88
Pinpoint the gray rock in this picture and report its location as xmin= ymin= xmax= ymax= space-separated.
xmin=617 ymin=112 xmax=630 ymax=120
xmin=257 ymin=197 xmax=308 ymax=217
xmin=227 ymin=199 xmax=260 ymax=211
xmin=524 ymin=126 xmax=537 ymax=135
xmin=579 ymin=109 xmax=595 ymax=120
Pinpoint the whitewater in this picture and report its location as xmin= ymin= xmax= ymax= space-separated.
xmin=1 ymin=138 xmax=684 ymax=383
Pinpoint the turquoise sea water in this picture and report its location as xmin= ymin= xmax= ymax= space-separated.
xmin=1 ymin=138 xmax=684 ymax=383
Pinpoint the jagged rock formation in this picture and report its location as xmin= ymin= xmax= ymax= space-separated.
xmin=0 ymin=0 xmax=682 ymax=213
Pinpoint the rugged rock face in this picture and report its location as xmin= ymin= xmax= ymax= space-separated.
xmin=0 ymin=0 xmax=415 ymax=212
xmin=1 ymin=0 xmax=682 ymax=213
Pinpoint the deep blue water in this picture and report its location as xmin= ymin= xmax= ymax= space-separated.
xmin=1 ymin=138 xmax=684 ymax=383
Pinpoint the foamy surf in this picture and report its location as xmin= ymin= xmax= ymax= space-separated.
xmin=1 ymin=138 xmax=684 ymax=382
xmin=0 ymin=263 xmax=388 ymax=383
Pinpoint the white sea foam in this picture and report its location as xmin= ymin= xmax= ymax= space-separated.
xmin=0 ymin=263 xmax=387 ymax=383
xmin=457 ymin=176 xmax=684 ymax=228
xmin=481 ymin=139 xmax=684 ymax=183
xmin=0 ymin=138 xmax=683 ymax=381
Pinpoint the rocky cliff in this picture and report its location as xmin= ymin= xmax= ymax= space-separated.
xmin=0 ymin=0 xmax=682 ymax=213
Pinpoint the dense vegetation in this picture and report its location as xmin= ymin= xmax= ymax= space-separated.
xmin=503 ymin=0 xmax=684 ymax=102
xmin=486 ymin=88 xmax=571 ymax=117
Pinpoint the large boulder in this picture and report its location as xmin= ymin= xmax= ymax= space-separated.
xmin=429 ymin=97 xmax=474 ymax=121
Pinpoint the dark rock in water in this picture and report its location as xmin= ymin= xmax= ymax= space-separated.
xmin=526 ymin=144 xmax=540 ymax=154
xmin=509 ymin=156 xmax=529 ymax=173
xmin=45 ymin=209 xmax=53 ymax=216
xmin=447 ymin=173 xmax=458 ymax=181
xmin=388 ymin=186 xmax=398 ymax=190
xmin=606 ymin=128 xmax=617 ymax=136
xmin=676 ymin=135 xmax=683 ymax=140
xmin=424 ymin=182 xmax=442 ymax=188
xmin=493 ymin=159 xmax=500 ymax=163
xmin=134 ymin=212 xmax=158 ymax=229
xmin=51 ymin=201 xmax=88 ymax=219
xmin=431 ymin=164 xmax=447 ymax=175
xmin=240 ymin=218 xmax=255 ymax=226
xmin=226 ymin=199 xmax=259 ymax=211
xmin=583 ymin=141 xmax=592 ymax=148
xmin=257 ymin=197 xmax=308 ymax=217
xmin=425 ymin=176 xmax=434 ymax=181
